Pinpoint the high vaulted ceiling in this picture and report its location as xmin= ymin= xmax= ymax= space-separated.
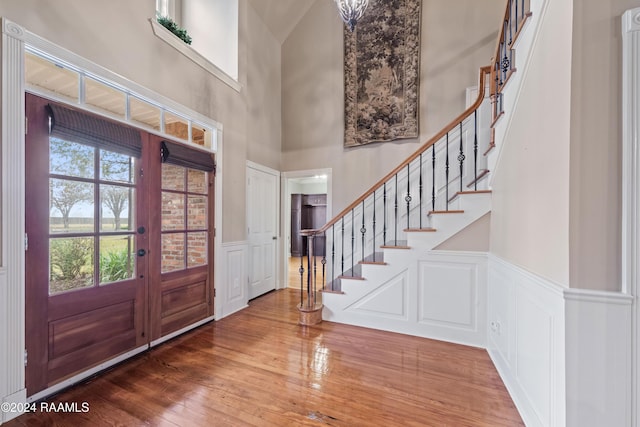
xmin=248 ymin=0 xmax=316 ymax=44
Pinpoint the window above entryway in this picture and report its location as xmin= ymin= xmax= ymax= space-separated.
xmin=153 ymin=0 xmax=239 ymax=91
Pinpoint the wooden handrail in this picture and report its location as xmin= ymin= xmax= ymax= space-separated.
xmin=309 ymin=65 xmax=492 ymax=236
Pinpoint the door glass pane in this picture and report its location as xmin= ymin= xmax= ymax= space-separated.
xmin=100 ymin=150 xmax=134 ymax=183
xmin=187 ymin=169 xmax=207 ymax=194
xmin=187 ymin=195 xmax=207 ymax=229
xmin=162 ymin=192 xmax=184 ymax=231
xmin=101 ymin=185 xmax=133 ymax=232
xmin=162 ymin=233 xmax=185 ymax=273
xmin=50 ymin=179 xmax=95 ymax=233
xmin=162 ymin=164 xmax=185 ymax=191
xmin=99 ymin=235 xmax=135 ymax=284
xmin=187 ymin=232 xmax=207 ymax=268
xmin=49 ymin=237 xmax=94 ymax=294
xmin=50 ymin=138 xmax=95 ymax=178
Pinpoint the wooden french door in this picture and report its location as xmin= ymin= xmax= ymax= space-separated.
xmin=25 ymin=94 xmax=215 ymax=396
xmin=147 ymin=135 xmax=215 ymax=341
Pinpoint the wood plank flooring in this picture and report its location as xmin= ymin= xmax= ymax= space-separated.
xmin=6 ymin=289 xmax=523 ymax=426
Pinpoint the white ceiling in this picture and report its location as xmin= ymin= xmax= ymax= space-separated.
xmin=248 ymin=0 xmax=317 ymax=44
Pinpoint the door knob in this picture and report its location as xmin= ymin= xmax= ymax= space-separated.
xmin=137 ymin=249 xmax=146 ymax=257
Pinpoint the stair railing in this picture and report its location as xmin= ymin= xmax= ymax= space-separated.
xmin=298 ymin=65 xmax=490 ymax=293
xmin=491 ymin=0 xmax=532 ymax=123
xmin=297 ymin=0 xmax=533 ymax=297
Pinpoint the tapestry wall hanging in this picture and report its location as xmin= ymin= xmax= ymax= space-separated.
xmin=343 ymin=0 xmax=421 ymax=148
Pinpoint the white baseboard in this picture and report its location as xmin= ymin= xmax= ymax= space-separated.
xmin=1 ymin=389 xmax=27 ymax=423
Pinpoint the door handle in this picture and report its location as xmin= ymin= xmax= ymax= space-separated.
xmin=272 ymin=236 xmax=277 ymax=240
xmin=137 ymin=249 xmax=146 ymax=257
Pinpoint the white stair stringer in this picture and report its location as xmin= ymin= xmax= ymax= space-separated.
xmin=322 ymin=191 xmax=491 ymax=347
xmin=489 ymin=0 xmax=548 ymax=183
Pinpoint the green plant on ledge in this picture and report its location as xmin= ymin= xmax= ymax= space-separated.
xmin=157 ymin=16 xmax=192 ymax=45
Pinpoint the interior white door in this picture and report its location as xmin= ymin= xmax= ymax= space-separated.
xmin=247 ymin=164 xmax=279 ymax=299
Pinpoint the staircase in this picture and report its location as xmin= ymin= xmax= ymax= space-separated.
xmin=300 ymin=0 xmax=538 ymax=345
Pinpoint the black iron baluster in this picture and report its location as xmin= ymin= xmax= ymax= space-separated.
xmin=394 ymin=174 xmax=398 ymax=245
xmin=474 ymin=110 xmax=478 ymax=191
xmin=331 ymin=225 xmax=335 ymax=290
xmin=432 ymin=144 xmax=436 ymax=211
xmin=515 ymin=0 xmax=519 ymax=32
xmin=341 ymin=217 xmax=345 ymax=276
xmin=419 ymin=154 xmax=423 ymax=229
xmin=361 ymin=200 xmax=365 ymax=262
xmin=299 ymin=255 xmax=304 ymax=307
xmin=372 ymin=190 xmax=377 ymax=261
xmin=508 ymin=0 xmax=513 ymax=45
xmin=405 ymin=164 xmax=411 ymax=230
xmin=445 ymin=133 xmax=450 ymax=211
xmin=383 ymin=182 xmax=387 ymax=244
xmin=351 ymin=210 xmax=355 ymax=276
xmin=313 ymin=243 xmax=317 ymax=298
xmin=322 ymin=254 xmax=326 ymax=291
xmin=459 ymin=122 xmax=465 ymax=193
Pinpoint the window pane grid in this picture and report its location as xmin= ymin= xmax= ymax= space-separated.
xmin=48 ymin=136 xmax=137 ymax=294
xmin=26 ymin=50 xmax=216 ymax=151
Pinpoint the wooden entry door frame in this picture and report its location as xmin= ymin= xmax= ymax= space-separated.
xmin=24 ymin=95 xmax=218 ymax=400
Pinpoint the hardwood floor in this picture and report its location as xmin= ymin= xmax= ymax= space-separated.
xmin=6 ymin=289 xmax=523 ymax=426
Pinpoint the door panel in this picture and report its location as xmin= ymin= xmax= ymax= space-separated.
xmin=148 ymin=136 xmax=215 ymax=341
xmin=247 ymin=166 xmax=278 ymax=299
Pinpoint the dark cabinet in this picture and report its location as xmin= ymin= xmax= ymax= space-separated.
xmin=290 ymin=193 xmax=327 ymax=257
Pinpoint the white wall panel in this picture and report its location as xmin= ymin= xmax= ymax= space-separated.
xmin=487 ymin=255 xmax=565 ymax=427
xmin=218 ymin=242 xmax=248 ymax=319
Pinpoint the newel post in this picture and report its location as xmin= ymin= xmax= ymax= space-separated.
xmin=298 ymin=230 xmax=323 ymax=325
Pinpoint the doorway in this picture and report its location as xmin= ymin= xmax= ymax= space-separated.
xmin=246 ymin=162 xmax=280 ymax=300
xmin=24 ymin=94 xmax=216 ymax=397
xmin=282 ymin=170 xmax=331 ymax=288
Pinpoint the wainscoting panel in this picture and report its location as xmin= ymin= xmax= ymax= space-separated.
xmin=324 ymin=251 xmax=487 ymax=348
xmin=564 ymin=289 xmax=633 ymax=427
xmin=487 ymin=255 xmax=565 ymax=427
xmin=218 ymin=242 xmax=248 ymax=319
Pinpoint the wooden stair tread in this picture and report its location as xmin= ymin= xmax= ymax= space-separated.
xmin=467 ymin=169 xmax=490 ymax=188
xmin=320 ymin=288 xmax=345 ymax=295
xmin=404 ymin=228 xmax=437 ymax=232
xmin=360 ymin=261 xmax=387 ymax=265
xmin=338 ymin=275 xmax=366 ymax=281
xmin=381 ymin=245 xmax=411 ymax=250
xmin=448 ymin=190 xmax=492 ymax=203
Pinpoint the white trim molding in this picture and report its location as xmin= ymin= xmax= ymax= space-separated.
xmin=622 ymin=7 xmax=640 ymax=427
xmin=1 ymin=17 xmax=27 ymax=424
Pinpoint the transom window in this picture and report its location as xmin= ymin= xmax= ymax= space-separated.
xmin=24 ymin=49 xmax=216 ymax=150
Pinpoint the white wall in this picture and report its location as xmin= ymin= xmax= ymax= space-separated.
xmin=490 ymin=0 xmax=573 ymax=286
xmin=182 ymin=0 xmax=239 ymax=80
xmin=281 ymin=0 xmax=504 ymax=217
